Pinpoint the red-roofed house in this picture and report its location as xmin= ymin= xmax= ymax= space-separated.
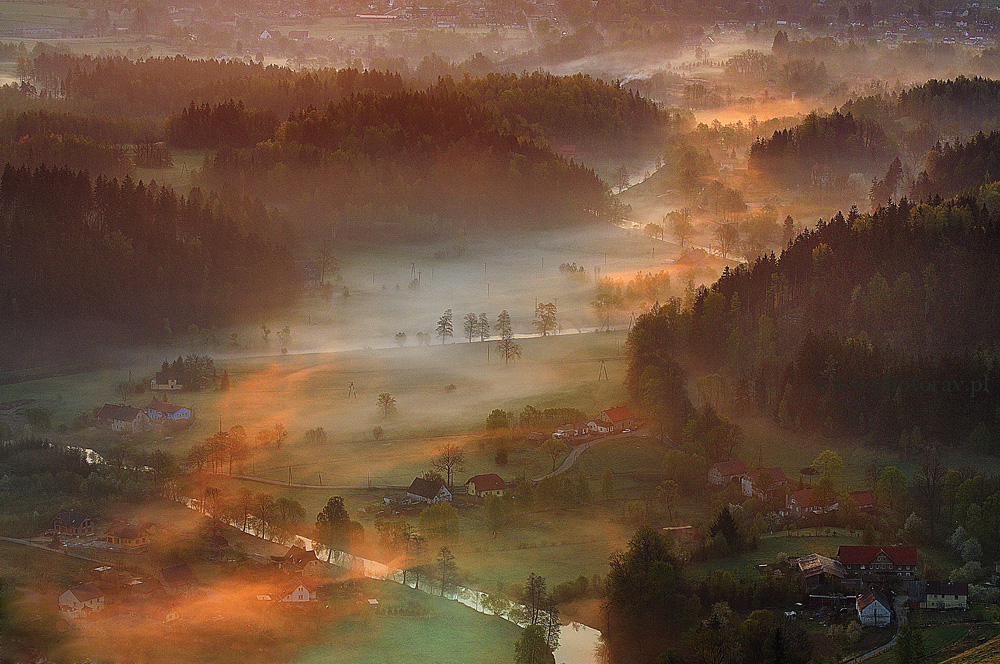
xmin=59 ymin=583 xmax=104 ymax=618
xmin=786 ymin=488 xmax=838 ymax=516
xmin=848 ymin=491 xmax=876 ymax=513
xmin=275 ymin=580 xmax=316 ymax=602
xmin=144 ymin=397 xmax=192 ymax=422
xmin=465 ymin=474 xmax=506 ymax=497
xmin=838 ymin=545 xmax=918 ymax=581
xmin=741 ymin=467 xmax=790 ymax=498
xmin=270 ymin=545 xmax=321 ymax=575
xmin=856 ymin=589 xmax=892 ymax=626
xmin=597 ymin=406 xmax=635 ymax=433
xmin=707 ymin=459 xmax=748 ymax=485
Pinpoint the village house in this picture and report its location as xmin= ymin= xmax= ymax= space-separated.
xmin=556 ymin=422 xmax=589 ymax=438
xmin=847 ymin=490 xmax=876 ymax=513
xmin=157 ymin=564 xmax=198 ymax=595
xmin=150 ymin=370 xmax=184 ymax=391
xmin=103 ymin=522 xmax=150 ymax=551
xmin=465 ymin=473 xmax=506 ymax=497
xmin=59 ymin=583 xmax=105 ymax=618
xmin=786 ymin=487 xmax=839 ymax=517
xmin=596 ymin=406 xmax=635 ymax=433
xmin=406 ymin=477 xmax=452 ymax=504
xmin=54 ymin=509 xmax=95 ymax=536
xmin=796 ymin=553 xmax=846 ymax=591
xmin=857 ymin=588 xmax=892 ymax=626
xmin=741 ymin=467 xmax=789 ymax=499
xmin=96 ymin=403 xmax=151 ymax=433
xmin=838 ymin=545 xmax=918 ymax=581
xmin=275 ymin=580 xmax=317 ymax=602
xmin=909 ymin=581 xmax=969 ymax=610
xmin=287 ymin=29 xmax=309 ymax=39
xmin=144 ymin=397 xmax=193 ymax=423
xmin=707 ymin=459 xmax=748 ymax=486
xmin=588 ymin=419 xmax=612 ymax=434
xmin=271 ymin=545 xmax=321 ymax=575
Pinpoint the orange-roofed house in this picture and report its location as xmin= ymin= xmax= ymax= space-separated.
xmin=59 ymin=583 xmax=104 ymax=619
xmin=275 ymin=580 xmax=317 ymax=602
xmin=597 ymin=406 xmax=635 ymax=433
xmin=707 ymin=459 xmax=748 ymax=485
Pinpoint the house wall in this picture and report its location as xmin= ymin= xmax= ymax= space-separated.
xmin=925 ymin=594 xmax=967 ymax=609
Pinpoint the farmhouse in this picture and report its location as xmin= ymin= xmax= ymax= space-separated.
xmin=838 ymin=545 xmax=918 ymax=581
xmin=54 ymin=509 xmax=95 ymax=536
xmin=741 ymin=467 xmax=789 ymax=498
xmin=797 ymin=553 xmax=846 ymax=590
xmin=275 ymin=580 xmax=317 ymax=602
xmin=786 ymin=488 xmax=838 ymax=517
xmin=857 ymin=589 xmax=892 ymax=626
xmin=406 ymin=477 xmax=452 ymax=504
xmin=588 ymin=419 xmax=612 ymax=434
xmin=150 ymin=370 xmax=184 ymax=391
xmin=597 ymin=406 xmax=635 ymax=432
xmin=707 ymin=459 xmax=748 ymax=485
xmin=847 ymin=490 xmax=876 ymax=513
xmin=271 ymin=545 xmax=321 ymax=574
xmin=465 ymin=473 xmax=506 ymax=497
xmin=909 ymin=580 xmax=968 ymax=610
xmin=59 ymin=583 xmax=104 ymax=618
xmin=96 ymin=403 xmax=151 ymax=433
xmin=158 ymin=564 xmax=198 ymax=595
xmin=103 ymin=522 xmax=150 ymax=551
xmin=144 ymin=397 xmax=192 ymax=422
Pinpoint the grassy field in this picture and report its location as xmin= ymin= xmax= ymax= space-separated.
xmin=136 ymin=148 xmax=205 ymax=192
xmin=940 ymin=632 xmax=1000 ymax=664
xmin=301 ymin=580 xmax=522 ymax=664
xmin=866 ymin=624 xmax=1000 ymax=664
xmin=0 ymin=1 xmax=83 ymax=29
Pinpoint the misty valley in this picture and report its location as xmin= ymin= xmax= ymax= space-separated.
xmin=4 ymin=3 xmax=1000 ymax=664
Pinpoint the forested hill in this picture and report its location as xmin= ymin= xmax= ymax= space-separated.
xmin=31 ymin=55 xmax=407 ymax=118
xmin=0 ymin=165 xmax=294 ymax=337
xmin=912 ymin=131 xmax=1000 ymax=201
xmin=747 ymin=109 xmax=895 ymax=185
xmin=845 ymin=76 xmax=1000 ymax=140
xmin=627 ymin=183 xmax=1000 ymax=455
xmin=196 ymin=87 xmax=618 ymax=240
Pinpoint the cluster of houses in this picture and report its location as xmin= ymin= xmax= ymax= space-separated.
xmin=57 ymin=542 xmax=336 ymax=623
xmin=792 ymin=544 xmax=969 ymax=628
xmin=95 ymin=394 xmax=193 ymax=434
xmin=707 ymin=459 xmax=876 ymax=521
xmin=52 ymin=509 xmax=157 ymax=554
xmin=397 ymin=472 xmax=508 ymax=506
xmin=551 ymin=406 xmax=636 ymax=439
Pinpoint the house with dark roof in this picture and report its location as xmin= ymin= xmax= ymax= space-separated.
xmin=54 ymin=509 xmax=95 ymax=536
xmin=707 ymin=459 xmax=748 ymax=485
xmin=96 ymin=403 xmax=151 ymax=433
xmin=406 ymin=477 xmax=452 ymax=504
xmin=597 ymin=406 xmax=635 ymax=432
xmin=270 ymin=545 xmax=321 ymax=574
xmin=909 ymin=580 xmax=968 ymax=610
xmin=857 ymin=588 xmax=892 ymax=626
xmin=274 ymin=580 xmax=317 ymax=602
xmin=741 ymin=467 xmax=790 ymax=499
xmin=59 ymin=583 xmax=104 ymax=618
xmin=157 ymin=564 xmax=198 ymax=595
xmin=465 ymin=473 xmax=506 ymax=497
xmin=838 ymin=545 xmax=917 ymax=581
xmin=144 ymin=397 xmax=192 ymax=422
xmin=150 ymin=370 xmax=185 ymax=391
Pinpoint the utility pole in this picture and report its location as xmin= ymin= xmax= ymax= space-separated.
xmin=598 ymin=359 xmax=609 ymax=381
xmin=288 ymin=466 xmax=291 ymax=486
xmin=348 ymin=382 xmax=357 ymax=400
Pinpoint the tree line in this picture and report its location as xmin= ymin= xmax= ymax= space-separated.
xmin=196 ymin=86 xmax=615 ymax=240
xmin=625 ymin=182 xmax=1000 ymax=456
xmin=0 ymin=165 xmax=296 ymax=338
